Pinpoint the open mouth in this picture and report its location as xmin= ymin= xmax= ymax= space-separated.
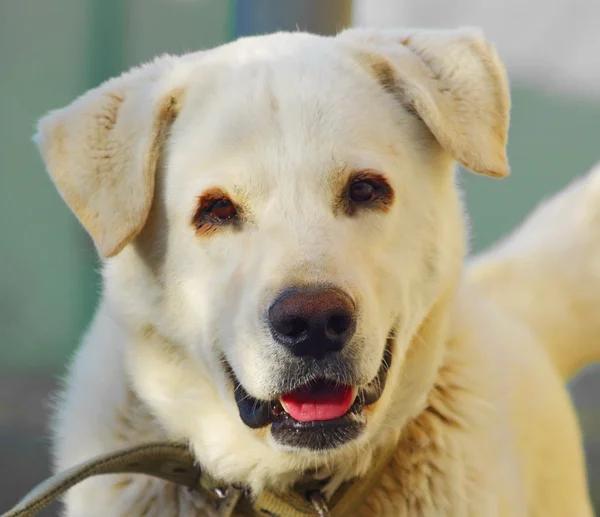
xmin=280 ymin=382 xmax=355 ymax=422
xmin=230 ymin=334 xmax=394 ymax=450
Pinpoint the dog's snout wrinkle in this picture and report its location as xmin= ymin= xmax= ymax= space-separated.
xmin=268 ymin=287 xmax=357 ymax=360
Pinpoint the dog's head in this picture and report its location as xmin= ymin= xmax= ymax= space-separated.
xmin=36 ymin=29 xmax=509 ymax=489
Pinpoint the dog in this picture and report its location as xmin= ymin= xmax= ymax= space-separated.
xmin=33 ymin=27 xmax=600 ymax=516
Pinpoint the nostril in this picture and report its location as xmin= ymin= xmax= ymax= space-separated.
xmin=269 ymin=287 xmax=356 ymax=357
xmin=326 ymin=313 xmax=352 ymax=338
xmin=278 ymin=316 xmax=309 ymax=340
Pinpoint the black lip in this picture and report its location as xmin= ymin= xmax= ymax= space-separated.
xmin=234 ymin=383 xmax=277 ymax=429
xmin=271 ymin=409 xmax=366 ymax=451
xmin=229 ymin=332 xmax=394 ymax=449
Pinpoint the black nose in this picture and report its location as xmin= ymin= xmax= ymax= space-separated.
xmin=268 ymin=287 xmax=357 ymax=359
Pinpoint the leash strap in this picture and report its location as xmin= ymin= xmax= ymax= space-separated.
xmin=0 ymin=443 xmax=238 ymax=517
xmin=1 ymin=440 xmax=396 ymax=517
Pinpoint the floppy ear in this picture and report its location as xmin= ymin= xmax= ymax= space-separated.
xmin=338 ymin=27 xmax=510 ymax=178
xmin=35 ymin=56 xmax=184 ymax=258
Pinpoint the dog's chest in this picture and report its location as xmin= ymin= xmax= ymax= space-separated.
xmin=351 ymin=417 xmax=491 ymax=517
xmin=349 ymin=367 xmax=509 ymax=517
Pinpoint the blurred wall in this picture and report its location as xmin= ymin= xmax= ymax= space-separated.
xmin=1 ymin=0 xmax=92 ymax=372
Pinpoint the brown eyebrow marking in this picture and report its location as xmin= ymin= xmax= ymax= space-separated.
xmin=369 ymin=56 xmax=397 ymax=92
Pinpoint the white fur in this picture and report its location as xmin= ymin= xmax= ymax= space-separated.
xmin=35 ymin=28 xmax=597 ymax=516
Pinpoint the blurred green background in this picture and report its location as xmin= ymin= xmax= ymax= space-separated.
xmin=1 ymin=0 xmax=599 ymax=513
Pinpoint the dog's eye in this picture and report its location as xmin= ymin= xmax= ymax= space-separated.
xmin=192 ymin=189 xmax=239 ymax=236
xmin=349 ymin=180 xmax=376 ymax=203
xmin=344 ymin=171 xmax=394 ymax=215
xmin=208 ymin=199 xmax=237 ymax=221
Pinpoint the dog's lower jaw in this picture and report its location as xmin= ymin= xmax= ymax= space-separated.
xmin=188 ymin=429 xmax=400 ymax=499
xmin=229 ymin=333 xmax=395 ymax=453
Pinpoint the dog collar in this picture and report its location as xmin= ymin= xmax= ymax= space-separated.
xmin=1 ymin=441 xmax=396 ymax=517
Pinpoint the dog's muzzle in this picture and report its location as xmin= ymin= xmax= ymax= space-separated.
xmin=229 ymin=331 xmax=394 ymax=450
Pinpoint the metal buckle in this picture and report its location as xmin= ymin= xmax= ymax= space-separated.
xmin=213 ymin=486 xmax=230 ymax=499
xmin=212 ymin=486 xmax=243 ymax=517
xmin=307 ymin=491 xmax=332 ymax=517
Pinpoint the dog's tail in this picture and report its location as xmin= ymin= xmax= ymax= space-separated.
xmin=467 ymin=162 xmax=600 ymax=381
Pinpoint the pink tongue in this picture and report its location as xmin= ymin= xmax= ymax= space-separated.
xmin=281 ymin=384 xmax=354 ymax=422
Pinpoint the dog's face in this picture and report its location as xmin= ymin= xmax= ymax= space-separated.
xmin=159 ymin=48 xmax=453 ymax=452
xmin=36 ymin=29 xmax=509 ymax=488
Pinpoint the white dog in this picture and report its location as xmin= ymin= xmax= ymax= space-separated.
xmin=33 ymin=27 xmax=600 ymax=516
